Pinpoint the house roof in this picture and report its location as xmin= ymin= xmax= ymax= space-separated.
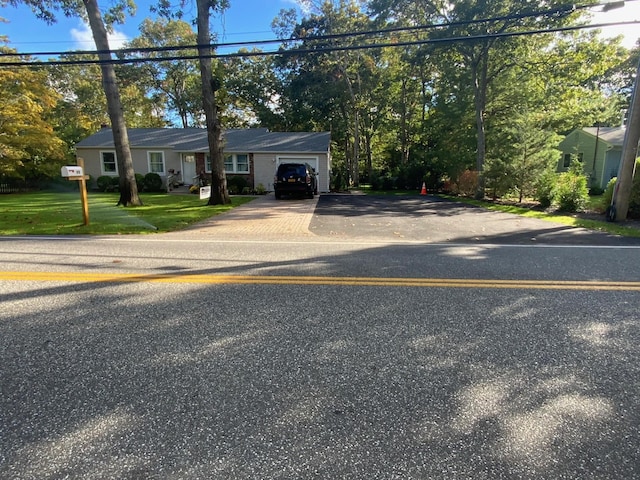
xmin=582 ymin=126 xmax=626 ymax=147
xmin=76 ymin=128 xmax=331 ymax=153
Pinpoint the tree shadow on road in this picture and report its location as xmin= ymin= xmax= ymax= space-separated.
xmin=1 ymin=240 xmax=639 ymax=478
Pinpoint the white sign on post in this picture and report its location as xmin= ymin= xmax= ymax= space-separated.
xmin=200 ymin=186 xmax=211 ymax=200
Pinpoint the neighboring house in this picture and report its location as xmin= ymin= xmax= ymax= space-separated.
xmin=557 ymin=126 xmax=637 ymax=190
xmin=75 ymin=127 xmax=332 ymax=192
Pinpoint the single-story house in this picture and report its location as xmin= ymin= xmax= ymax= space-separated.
xmin=75 ymin=127 xmax=332 ymax=192
xmin=557 ymin=126 xmax=638 ymax=190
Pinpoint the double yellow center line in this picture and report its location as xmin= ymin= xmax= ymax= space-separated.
xmin=2 ymin=271 xmax=640 ymax=291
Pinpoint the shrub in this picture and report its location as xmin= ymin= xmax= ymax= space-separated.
xmin=135 ymin=173 xmax=145 ymax=192
xmin=370 ymin=172 xmax=384 ymax=190
xmin=554 ymin=170 xmax=589 ymax=212
xmin=381 ymin=175 xmax=395 ymax=190
xmin=143 ymin=172 xmax=163 ymax=192
xmin=603 ymin=177 xmax=616 ymax=207
xmin=601 ymin=168 xmax=640 ymax=218
xmin=255 ymin=183 xmax=266 ymax=195
xmin=96 ymin=175 xmax=117 ymax=192
xmin=227 ymin=175 xmax=248 ymax=194
xmin=535 ymin=169 xmax=557 ymax=209
xmin=630 ymin=170 xmax=640 ymax=218
xmin=331 ymin=170 xmax=346 ymax=191
xmin=456 ymin=170 xmax=479 ymax=197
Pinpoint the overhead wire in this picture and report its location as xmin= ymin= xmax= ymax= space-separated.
xmin=1 ymin=1 xmax=638 ymax=67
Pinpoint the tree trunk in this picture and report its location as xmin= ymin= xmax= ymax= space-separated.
xmin=196 ymin=0 xmax=230 ymax=205
xmin=472 ymin=47 xmax=489 ymax=200
xmin=83 ymin=0 xmax=141 ymax=207
xmin=400 ymin=77 xmax=410 ymax=164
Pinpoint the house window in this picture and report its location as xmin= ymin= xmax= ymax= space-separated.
xmin=563 ymin=152 xmax=583 ymax=168
xmin=236 ymin=154 xmax=249 ymax=173
xmin=206 ymin=154 xmax=250 ymax=174
xmin=101 ymin=151 xmax=118 ymax=174
xmin=224 ymin=154 xmax=250 ymax=173
xmin=148 ymin=152 xmax=165 ymax=174
xmin=224 ymin=155 xmax=234 ymax=172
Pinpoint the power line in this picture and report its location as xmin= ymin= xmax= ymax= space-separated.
xmin=2 ymin=3 xmax=589 ymax=59
xmin=1 ymin=6 xmax=638 ymax=67
xmin=2 ymin=20 xmax=638 ymax=67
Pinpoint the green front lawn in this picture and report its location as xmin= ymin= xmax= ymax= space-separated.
xmin=437 ymin=194 xmax=640 ymax=238
xmin=0 ymin=191 xmax=255 ymax=235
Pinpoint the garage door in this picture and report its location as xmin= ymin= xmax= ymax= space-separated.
xmin=276 ymin=157 xmax=318 ymax=172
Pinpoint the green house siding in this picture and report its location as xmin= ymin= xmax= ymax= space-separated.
xmin=558 ymin=127 xmax=626 ymax=190
xmin=602 ymin=150 xmax=622 ymax=187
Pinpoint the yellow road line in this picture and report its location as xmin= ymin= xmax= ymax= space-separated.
xmin=1 ymin=270 xmax=640 ymax=291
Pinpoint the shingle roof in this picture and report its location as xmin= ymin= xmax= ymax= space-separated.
xmin=582 ymin=126 xmax=626 ymax=147
xmin=76 ymin=128 xmax=331 ymax=153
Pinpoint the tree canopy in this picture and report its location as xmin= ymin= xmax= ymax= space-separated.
xmin=1 ymin=0 xmax=637 ymax=204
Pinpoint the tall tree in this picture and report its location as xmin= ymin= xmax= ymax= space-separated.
xmin=274 ymin=1 xmax=381 ymax=186
xmin=0 ymin=48 xmax=66 ymax=179
xmin=124 ymin=18 xmax=201 ymax=127
xmin=371 ymin=0 xmax=585 ymax=197
xmin=84 ymin=0 xmax=141 ymax=206
xmin=9 ymin=0 xmax=142 ymax=206
xmin=222 ymin=51 xmax=285 ymax=129
xmin=196 ymin=0 xmax=230 ymax=205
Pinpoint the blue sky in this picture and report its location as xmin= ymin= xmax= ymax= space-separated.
xmin=1 ymin=0 xmax=302 ymax=55
xmin=1 ymin=0 xmax=639 ymax=56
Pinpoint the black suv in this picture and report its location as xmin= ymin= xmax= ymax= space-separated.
xmin=274 ymin=163 xmax=318 ymax=199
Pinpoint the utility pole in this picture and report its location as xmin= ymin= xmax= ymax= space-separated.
xmin=611 ymin=56 xmax=640 ymax=221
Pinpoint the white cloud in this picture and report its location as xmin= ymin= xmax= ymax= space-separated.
xmin=70 ymin=22 xmax=129 ymax=51
xmin=282 ymin=0 xmax=312 ymax=15
xmin=589 ymin=1 xmax=640 ymax=49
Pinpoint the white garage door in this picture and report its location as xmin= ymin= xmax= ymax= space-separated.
xmin=276 ymin=156 xmax=318 ymax=172
xmin=276 ymin=156 xmax=320 ymax=190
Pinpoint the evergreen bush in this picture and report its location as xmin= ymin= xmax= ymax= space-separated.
xmin=227 ymin=175 xmax=248 ymax=194
xmin=96 ymin=175 xmax=116 ymax=192
xmin=535 ymin=169 xmax=557 ymax=208
xmin=143 ymin=172 xmax=163 ymax=192
xmin=554 ymin=160 xmax=589 ymax=212
xmin=135 ymin=173 xmax=145 ymax=192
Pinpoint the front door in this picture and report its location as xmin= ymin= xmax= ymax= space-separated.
xmin=182 ymin=154 xmax=197 ymax=185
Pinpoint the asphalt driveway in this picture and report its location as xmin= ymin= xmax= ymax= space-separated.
xmin=310 ymin=194 xmax=639 ymax=245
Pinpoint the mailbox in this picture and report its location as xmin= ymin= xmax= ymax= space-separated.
xmin=61 ymin=166 xmax=83 ymax=177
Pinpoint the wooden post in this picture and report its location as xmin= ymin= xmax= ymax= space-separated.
xmin=77 ymin=158 xmax=90 ymax=226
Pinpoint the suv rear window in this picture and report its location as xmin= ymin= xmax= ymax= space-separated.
xmin=278 ymin=164 xmax=306 ymax=176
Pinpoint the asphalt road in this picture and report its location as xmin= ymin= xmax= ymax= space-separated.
xmin=1 ymin=195 xmax=639 ymax=479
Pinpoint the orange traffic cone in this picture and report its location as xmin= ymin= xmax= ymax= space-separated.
xmin=420 ymin=182 xmax=427 ymax=195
